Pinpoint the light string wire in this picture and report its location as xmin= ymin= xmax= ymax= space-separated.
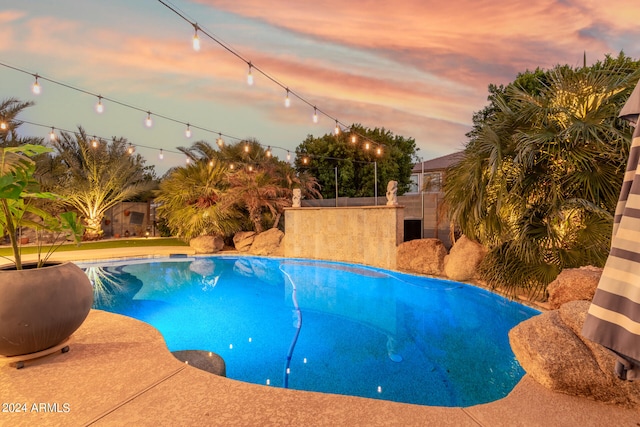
xmin=157 ymin=0 xmax=385 ymax=152
xmin=0 ymin=61 xmax=299 ymax=158
xmin=9 ymin=118 xmax=183 ymax=156
xmin=0 ymin=60 xmax=383 ymax=163
xmin=0 ymin=61 xmax=242 ymax=143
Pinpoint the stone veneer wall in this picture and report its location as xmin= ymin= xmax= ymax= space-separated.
xmin=284 ymin=206 xmax=404 ymax=270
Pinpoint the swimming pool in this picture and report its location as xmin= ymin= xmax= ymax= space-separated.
xmin=80 ymin=256 xmax=539 ymax=407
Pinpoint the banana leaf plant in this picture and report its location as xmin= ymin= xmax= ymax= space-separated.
xmin=0 ymin=144 xmax=84 ymax=269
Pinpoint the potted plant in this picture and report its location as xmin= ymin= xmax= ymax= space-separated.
xmin=0 ymin=144 xmax=93 ymax=361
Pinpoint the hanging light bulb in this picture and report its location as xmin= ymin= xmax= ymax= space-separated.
xmin=229 ymin=163 xmax=235 ymax=170
xmin=376 ymin=147 xmax=382 ymax=155
xmin=208 ymin=160 xmax=214 ymax=167
xmin=49 ymin=127 xmax=56 ymax=141
xmin=91 ymin=137 xmax=98 ymax=148
xmin=95 ymin=96 xmax=104 ymax=114
xmin=32 ymin=75 xmax=41 ymax=95
xmin=248 ymin=165 xmax=253 ymax=172
xmin=303 ymin=156 xmax=309 ymax=165
xmin=313 ymin=107 xmax=318 ymax=123
xmin=192 ymin=24 xmax=201 ymax=51
xmin=185 ymin=124 xmax=192 ymax=138
xmin=186 ymin=158 xmax=191 ymax=164
xmin=127 ymin=143 xmax=134 ymax=154
xmin=159 ymin=149 xmax=164 ymax=160
xmin=244 ymin=143 xmax=249 ymax=153
xmin=247 ymin=62 xmax=254 ymax=86
xmin=284 ymin=89 xmax=290 ymax=108
xmin=287 ymin=151 xmax=291 ymax=162
xmin=217 ymin=134 xmax=224 ymax=147
xmin=334 ymin=120 xmax=340 ymax=135
xmin=365 ymin=142 xmax=370 ymax=150
xmin=351 ymin=134 xmax=357 ymax=144
xmin=266 ymin=146 xmax=272 ymax=157
xmin=145 ymin=112 xmax=153 ymax=128
xmin=0 ymin=121 xmax=7 ymax=131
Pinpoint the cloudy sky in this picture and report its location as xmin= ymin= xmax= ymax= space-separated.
xmin=1 ymin=0 xmax=639 ymax=174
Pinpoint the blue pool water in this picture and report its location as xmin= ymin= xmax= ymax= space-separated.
xmin=80 ymin=256 xmax=539 ymax=407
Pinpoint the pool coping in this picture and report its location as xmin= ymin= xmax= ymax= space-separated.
xmin=1 ymin=247 xmax=638 ymax=426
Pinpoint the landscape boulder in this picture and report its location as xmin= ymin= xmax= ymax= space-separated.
xmin=547 ymin=266 xmax=602 ymax=309
xmin=396 ymin=238 xmax=447 ymax=276
xmin=189 ymin=235 xmax=225 ymax=254
xmin=248 ymin=228 xmax=284 ymax=256
xmin=443 ymin=235 xmax=486 ymax=281
xmin=509 ymin=300 xmax=640 ymax=408
xmin=233 ymin=231 xmax=257 ymax=252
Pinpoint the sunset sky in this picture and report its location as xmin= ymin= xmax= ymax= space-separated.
xmin=1 ymin=0 xmax=640 ymax=174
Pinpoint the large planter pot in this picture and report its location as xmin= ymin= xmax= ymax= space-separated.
xmin=0 ymin=262 xmax=93 ymax=357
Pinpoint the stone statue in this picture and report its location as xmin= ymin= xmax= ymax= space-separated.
xmin=292 ymin=188 xmax=302 ymax=208
xmin=386 ymin=180 xmax=398 ymax=206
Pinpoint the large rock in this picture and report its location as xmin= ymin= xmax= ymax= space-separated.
xmin=189 ymin=235 xmax=225 ymax=254
xmin=233 ymin=231 xmax=257 ymax=252
xmin=396 ymin=238 xmax=447 ymax=276
xmin=443 ymin=235 xmax=486 ymax=281
xmin=248 ymin=228 xmax=284 ymax=256
xmin=509 ymin=300 xmax=640 ymax=408
xmin=547 ymin=266 xmax=602 ymax=309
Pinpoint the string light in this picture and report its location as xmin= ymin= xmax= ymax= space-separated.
xmin=1 ymin=62 xmax=388 ymax=164
xmin=0 ymin=121 xmax=7 ymax=131
xmin=186 ymin=157 xmax=191 ymax=164
xmin=49 ymin=127 xmax=56 ymax=141
xmin=351 ymin=134 xmax=357 ymax=144
xmin=192 ymin=24 xmax=200 ymax=51
xmin=95 ymin=96 xmax=104 ymax=113
xmin=127 ymin=143 xmax=135 ymax=154
xmin=244 ymin=143 xmax=249 ymax=153
xmin=266 ymin=146 xmax=272 ymax=157
xmin=376 ymin=147 xmax=382 ymax=155
xmin=32 ymin=74 xmax=41 ymax=95
xmin=208 ymin=160 xmax=213 ymax=167
xmin=229 ymin=163 xmax=235 ymax=170
xmin=91 ymin=137 xmax=98 ymax=148
xmin=159 ymin=149 xmax=164 ymax=160
xmin=248 ymin=165 xmax=253 ymax=172
xmin=302 ymin=156 xmax=309 ymax=165
xmin=247 ymin=62 xmax=254 ymax=86
xmin=1 ymin=15 xmax=390 ymax=164
xmin=185 ymin=123 xmax=192 ymax=138
xmin=217 ymin=133 xmax=224 ymax=147
xmin=365 ymin=142 xmax=370 ymax=150
xmin=284 ymin=89 xmax=290 ymax=108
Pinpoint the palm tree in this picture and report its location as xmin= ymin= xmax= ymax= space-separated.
xmin=0 ymin=98 xmax=40 ymax=148
xmin=49 ymin=128 xmax=156 ymax=239
xmin=221 ymin=167 xmax=291 ymax=233
xmin=154 ymin=159 xmax=242 ymax=240
xmin=177 ymin=139 xmax=321 ymax=231
xmin=445 ymin=55 xmax=640 ymax=297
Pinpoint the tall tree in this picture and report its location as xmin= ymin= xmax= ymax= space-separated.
xmin=162 ymin=140 xmax=321 ymax=236
xmin=155 ymin=159 xmax=242 ymax=240
xmin=49 ymin=128 xmax=156 ymax=239
xmin=295 ymin=124 xmax=418 ymax=199
xmin=444 ymin=52 xmax=640 ymax=296
xmin=0 ymin=98 xmax=42 ymax=148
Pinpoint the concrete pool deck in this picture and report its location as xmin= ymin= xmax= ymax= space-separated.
xmin=1 ymin=246 xmax=639 ymax=426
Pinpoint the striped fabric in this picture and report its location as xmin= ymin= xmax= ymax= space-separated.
xmin=582 ymin=82 xmax=640 ymax=381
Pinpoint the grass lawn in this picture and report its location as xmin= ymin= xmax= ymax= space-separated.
xmin=0 ymin=237 xmax=188 ymax=257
